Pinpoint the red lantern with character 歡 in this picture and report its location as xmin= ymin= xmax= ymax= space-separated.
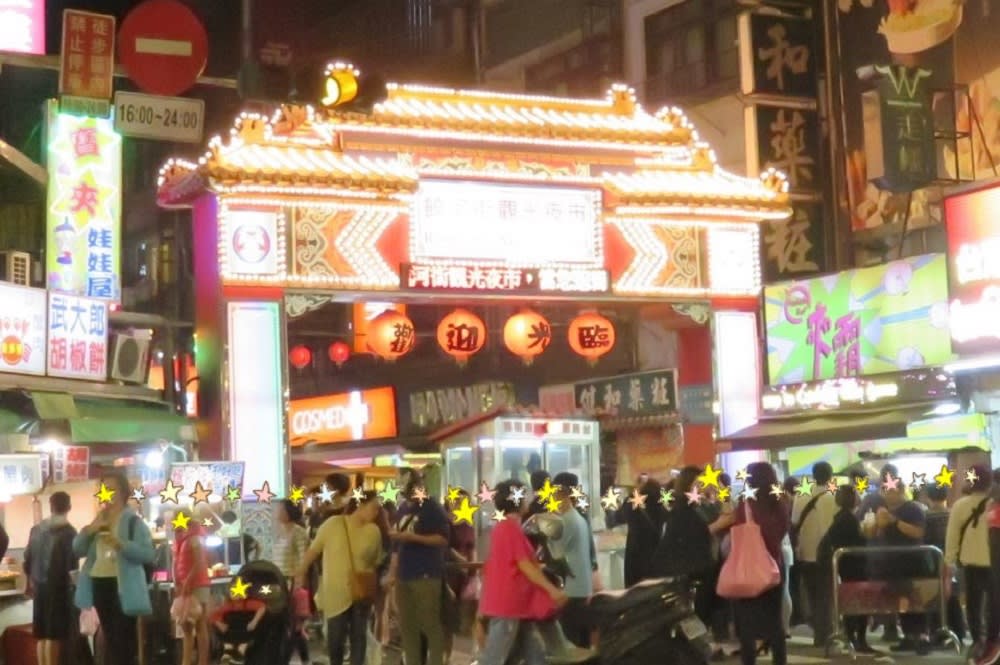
xmin=367 ymin=309 xmax=416 ymax=361
xmin=567 ymin=311 xmax=615 ymax=364
xmin=503 ymin=309 xmax=551 ymax=365
xmin=437 ymin=309 xmax=486 ymax=366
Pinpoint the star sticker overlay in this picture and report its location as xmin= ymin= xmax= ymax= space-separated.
xmin=718 ymin=486 xmax=731 ymax=502
xmin=159 ymin=479 xmax=183 ymax=504
xmin=476 ymin=482 xmax=496 ymax=504
xmin=95 ymin=482 xmax=115 ymax=505
xmin=447 ymin=486 xmax=462 ymax=502
xmin=735 ymin=468 xmax=749 ymax=482
xmin=411 ymin=486 xmax=429 ymax=505
xmin=491 ymin=509 xmax=506 ymax=522
xmin=510 ymin=487 xmax=526 ymax=505
xmin=826 ymin=481 xmax=838 ymax=494
xmin=769 ymin=483 xmax=784 ymax=499
xmin=225 ymin=485 xmax=242 ymax=502
xmin=172 ymin=512 xmax=190 ymax=531
xmin=259 ymin=585 xmax=272 ymax=596
xmin=934 ymin=465 xmax=955 ymax=488
xmin=201 ymin=518 xmax=214 ymax=528
xmin=911 ymin=473 xmax=927 ymax=492
xmin=537 ymin=479 xmax=557 ymax=503
xmin=966 ymin=468 xmax=980 ymax=485
xmin=351 ymin=487 xmax=365 ymax=502
xmin=685 ymin=485 xmax=701 ymax=505
xmin=452 ymin=497 xmax=478 ymax=525
xmin=316 ymin=483 xmax=335 ymax=504
xmin=570 ymin=486 xmax=585 ymax=500
xmin=545 ymin=496 xmax=561 ymax=513
xmin=742 ymin=485 xmax=759 ymax=501
xmin=659 ymin=488 xmax=675 ymax=507
xmin=230 ymin=576 xmax=251 ymax=600
xmin=189 ymin=481 xmax=212 ymax=506
xmin=854 ymin=477 xmax=869 ymax=494
xmin=698 ymin=464 xmax=723 ymax=489
xmin=378 ymin=481 xmax=402 ymax=504
xmin=600 ymin=487 xmax=621 ymax=510
xmin=130 ymin=486 xmax=146 ymax=504
xmin=577 ymin=497 xmax=590 ymax=511
xmin=253 ymin=481 xmax=276 ymax=504
xmin=289 ymin=486 xmax=306 ymax=503
xmin=796 ymin=477 xmax=814 ymax=497
xmin=882 ymin=474 xmax=900 ymax=491
xmin=629 ymin=488 xmax=647 ymax=509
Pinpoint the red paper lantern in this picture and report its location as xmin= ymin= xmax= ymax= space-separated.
xmin=503 ymin=309 xmax=551 ymax=365
xmin=328 ymin=341 xmax=351 ymax=367
xmin=437 ymin=309 xmax=486 ymax=365
xmin=367 ymin=309 xmax=416 ymax=361
xmin=567 ymin=311 xmax=615 ymax=364
xmin=289 ymin=345 xmax=312 ymax=370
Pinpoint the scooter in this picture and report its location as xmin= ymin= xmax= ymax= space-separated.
xmin=523 ymin=515 xmax=712 ymax=665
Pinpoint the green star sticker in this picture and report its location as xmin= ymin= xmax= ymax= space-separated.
xmin=225 ymin=484 xmax=242 ymax=502
xmin=796 ymin=477 xmax=814 ymax=497
xmin=378 ymin=481 xmax=402 ymax=504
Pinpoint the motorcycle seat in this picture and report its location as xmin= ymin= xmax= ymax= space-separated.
xmin=587 ymin=577 xmax=688 ymax=615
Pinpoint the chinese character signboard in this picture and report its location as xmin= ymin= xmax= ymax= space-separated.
xmin=762 ymin=202 xmax=826 ymax=283
xmin=575 ymin=369 xmax=677 ymax=416
xmin=45 ymin=102 xmax=123 ymax=301
xmin=862 ymin=65 xmax=936 ymax=192
xmin=738 ymin=12 xmax=817 ymax=99
xmin=288 ymin=387 xmax=398 ymax=446
xmin=403 ymin=263 xmax=609 ymax=294
xmin=59 ymin=10 xmax=115 ymax=103
xmin=764 ymin=254 xmax=953 ymax=385
xmin=46 ymin=292 xmax=108 ymax=380
xmin=407 ymin=382 xmax=515 ymax=433
xmin=39 ymin=445 xmax=91 ymax=484
xmin=0 ymin=284 xmax=47 ymax=376
xmin=944 ymin=182 xmax=1000 ymax=355
xmin=0 ymin=454 xmax=44 ymax=496
xmin=746 ymin=104 xmax=821 ymax=196
xmin=0 ymin=0 xmax=45 ymax=54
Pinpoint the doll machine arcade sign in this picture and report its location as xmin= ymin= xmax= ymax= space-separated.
xmin=156 ymin=80 xmax=792 ymax=497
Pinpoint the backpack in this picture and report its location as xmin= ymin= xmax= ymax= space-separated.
xmin=127 ymin=513 xmax=156 ymax=585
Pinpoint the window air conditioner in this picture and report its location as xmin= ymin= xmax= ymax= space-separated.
xmin=109 ymin=333 xmax=152 ymax=384
xmin=0 ymin=251 xmax=31 ymax=286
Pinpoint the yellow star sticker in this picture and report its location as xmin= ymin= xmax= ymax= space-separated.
xmin=95 ymin=482 xmax=115 ymax=505
xmin=289 ymin=486 xmax=305 ymax=503
xmin=854 ymin=477 xmax=869 ymax=494
xmin=159 ymin=479 xmax=183 ymax=504
xmin=451 ymin=497 xmax=478 ymax=525
xmin=537 ymin=479 xmax=557 ymax=502
xmin=545 ymin=496 xmax=561 ymax=513
xmin=934 ymin=464 xmax=955 ymax=488
xmin=718 ymin=486 xmax=731 ymax=501
xmin=447 ymin=486 xmax=462 ymax=502
xmin=172 ymin=512 xmax=190 ymax=531
xmin=697 ymin=464 xmax=723 ymax=489
xmin=229 ymin=576 xmax=251 ymax=600
xmin=189 ymin=481 xmax=212 ymax=506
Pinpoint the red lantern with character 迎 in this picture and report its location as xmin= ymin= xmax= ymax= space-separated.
xmin=437 ymin=309 xmax=486 ymax=366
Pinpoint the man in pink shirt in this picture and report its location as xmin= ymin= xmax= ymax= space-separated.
xmin=478 ymin=480 xmax=568 ymax=665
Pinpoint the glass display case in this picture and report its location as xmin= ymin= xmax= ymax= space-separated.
xmin=436 ymin=414 xmax=600 ymax=559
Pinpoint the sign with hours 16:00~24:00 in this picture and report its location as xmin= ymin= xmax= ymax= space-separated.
xmin=112 ymin=91 xmax=204 ymax=143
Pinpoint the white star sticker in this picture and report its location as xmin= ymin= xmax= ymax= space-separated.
xmin=966 ymin=468 xmax=980 ymax=485
xmin=260 ymin=585 xmax=272 ymax=595
xmin=735 ymin=468 xmax=749 ymax=482
xmin=316 ymin=483 xmax=335 ymax=504
xmin=600 ymin=487 xmax=621 ymax=510
xmin=577 ymin=497 xmax=589 ymax=511
xmin=131 ymin=486 xmax=146 ymax=503
xmin=351 ymin=487 xmax=364 ymax=502
xmin=510 ymin=487 xmax=526 ymax=505
xmin=742 ymin=485 xmax=758 ymax=501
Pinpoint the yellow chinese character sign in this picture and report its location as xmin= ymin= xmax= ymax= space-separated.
xmin=45 ymin=100 xmax=122 ymax=301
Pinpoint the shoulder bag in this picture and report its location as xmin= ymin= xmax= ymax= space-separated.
xmin=957 ymin=497 xmax=990 ymax=566
xmin=789 ymin=493 xmax=821 ymax=551
xmin=716 ymin=502 xmax=781 ymax=599
xmin=341 ymin=518 xmax=377 ymax=602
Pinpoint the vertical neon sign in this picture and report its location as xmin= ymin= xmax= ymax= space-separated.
xmin=45 ymin=101 xmax=122 ymax=301
xmin=227 ymin=301 xmax=286 ymax=499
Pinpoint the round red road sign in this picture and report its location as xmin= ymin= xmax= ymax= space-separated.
xmin=118 ymin=0 xmax=208 ymax=97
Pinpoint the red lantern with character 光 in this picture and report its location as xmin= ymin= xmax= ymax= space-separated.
xmin=568 ymin=311 xmax=615 ymax=365
xmin=503 ymin=309 xmax=551 ymax=365
xmin=367 ymin=309 xmax=416 ymax=361
xmin=328 ymin=341 xmax=351 ymax=367
xmin=437 ymin=309 xmax=486 ymax=366
xmin=289 ymin=344 xmax=312 ymax=370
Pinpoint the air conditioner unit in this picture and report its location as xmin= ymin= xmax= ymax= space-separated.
xmin=109 ymin=333 xmax=152 ymax=384
xmin=0 ymin=251 xmax=31 ymax=286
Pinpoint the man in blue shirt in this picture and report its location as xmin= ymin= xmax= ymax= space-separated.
xmin=389 ymin=473 xmax=450 ymax=665
xmin=551 ymin=472 xmax=595 ymax=647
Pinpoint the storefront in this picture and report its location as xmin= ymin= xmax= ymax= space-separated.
xmin=717 ymin=255 xmax=991 ymax=482
xmin=156 ymin=79 xmax=792 ymax=510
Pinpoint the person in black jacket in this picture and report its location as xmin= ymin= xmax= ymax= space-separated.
xmin=616 ymin=478 xmax=666 ymax=587
xmin=818 ymin=485 xmax=873 ymax=654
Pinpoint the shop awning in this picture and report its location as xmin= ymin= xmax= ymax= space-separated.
xmin=718 ymin=406 xmax=938 ymax=452
xmin=0 ymin=407 xmax=27 ymax=434
xmin=68 ymin=398 xmax=197 ymax=444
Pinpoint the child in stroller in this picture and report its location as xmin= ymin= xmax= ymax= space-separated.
xmin=210 ymin=597 xmax=266 ymax=664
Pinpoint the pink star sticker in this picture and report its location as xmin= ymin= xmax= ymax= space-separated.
xmin=253 ymin=481 xmax=276 ymax=504
xmin=685 ymin=486 xmax=701 ymax=505
xmin=476 ymin=482 xmax=496 ymax=504
xmin=882 ymin=474 xmax=900 ymax=491
xmin=827 ymin=481 xmax=838 ymax=494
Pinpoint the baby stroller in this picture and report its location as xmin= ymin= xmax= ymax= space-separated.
xmin=213 ymin=559 xmax=292 ymax=665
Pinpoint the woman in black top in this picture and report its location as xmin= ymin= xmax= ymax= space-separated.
xmin=818 ymin=485 xmax=871 ymax=653
xmin=617 ymin=478 xmax=666 ymax=587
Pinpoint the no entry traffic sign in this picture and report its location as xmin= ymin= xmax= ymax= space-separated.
xmin=118 ymin=0 xmax=208 ymax=97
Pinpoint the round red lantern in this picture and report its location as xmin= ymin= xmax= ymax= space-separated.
xmin=503 ymin=309 xmax=551 ymax=365
xmin=328 ymin=341 xmax=351 ymax=367
xmin=437 ymin=309 xmax=486 ymax=365
xmin=568 ymin=311 xmax=616 ymax=365
xmin=289 ymin=344 xmax=312 ymax=370
xmin=367 ymin=309 xmax=416 ymax=361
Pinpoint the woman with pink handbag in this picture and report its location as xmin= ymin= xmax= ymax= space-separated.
xmin=717 ymin=462 xmax=789 ymax=665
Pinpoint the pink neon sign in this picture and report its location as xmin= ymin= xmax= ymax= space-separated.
xmin=0 ymin=0 xmax=45 ymax=55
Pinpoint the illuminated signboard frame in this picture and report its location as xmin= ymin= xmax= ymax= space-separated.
xmin=0 ymin=283 xmax=47 ymax=376
xmin=288 ymin=386 xmax=398 ymax=446
xmin=0 ymin=0 xmax=45 ymax=55
xmin=944 ymin=182 xmax=1000 ymax=355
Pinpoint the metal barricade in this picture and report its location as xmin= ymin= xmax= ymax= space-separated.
xmin=828 ymin=545 xmax=960 ymax=659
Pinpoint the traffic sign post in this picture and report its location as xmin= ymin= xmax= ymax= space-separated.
xmin=118 ymin=0 xmax=208 ymax=97
xmin=113 ymin=91 xmax=204 ymax=143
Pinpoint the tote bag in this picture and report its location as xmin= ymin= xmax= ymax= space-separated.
xmin=716 ymin=502 xmax=780 ymax=599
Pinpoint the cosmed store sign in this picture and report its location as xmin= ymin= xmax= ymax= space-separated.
xmin=764 ymin=254 xmax=952 ymax=385
xmin=288 ymin=387 xmax=397 ymax=446
xmin=945 ymin=183 xmax=1000 ymax=355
